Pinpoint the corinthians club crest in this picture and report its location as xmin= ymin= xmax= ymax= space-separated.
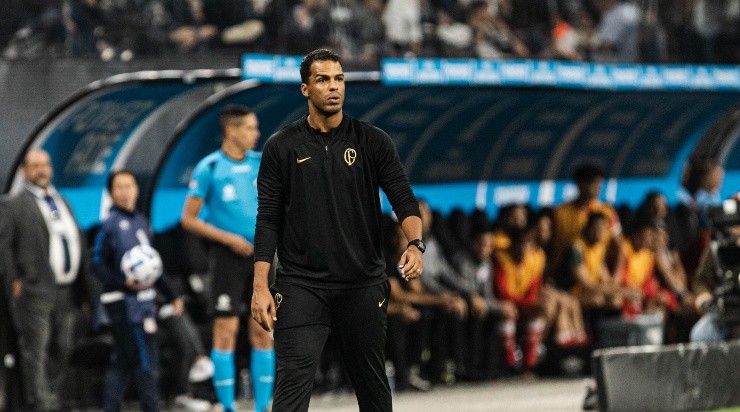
xmin=344 ymin=148 xmax=356 ymax=166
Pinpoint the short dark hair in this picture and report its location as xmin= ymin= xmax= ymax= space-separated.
xmin=681 ymin=156 xmax=719 ymax=195
xmin=300 ymin=49 xmax=342 ymax=84
xmin=107 ymin=169 xmax=136 ymax=193
xmin=572 ymin=162 xmax=606 ymax=183
xmin=219 ymin=104 xmax=254 ymax=132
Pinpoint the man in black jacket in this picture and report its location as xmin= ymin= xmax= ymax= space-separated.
xmin=251 ymin=48 xmax=424 ymax=412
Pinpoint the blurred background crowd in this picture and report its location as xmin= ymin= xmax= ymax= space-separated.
xmin=1 ymin=0 xmax=739 ymax=65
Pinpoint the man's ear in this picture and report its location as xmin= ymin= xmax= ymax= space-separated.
xmin=300 ymin=83 xmax=309 ymax=99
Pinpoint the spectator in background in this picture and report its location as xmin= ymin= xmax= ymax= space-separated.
xmin=677 ymin=156 xmax=725 ymax=276
xmin=5 ymin=149 xmax=95 ymax=411
xmin=383 ymin=0 xmax=423 ymax=57
xmin=619 ymin=218 xmax=677 ymax=318
xmin=61 ymin=0 xmax=104 ymax=57
xmin=491 ymin=203 xmax=528 ymax=252
xmin=467 ymin=1 xmax=529 ymax=58
xmin=692 ymin=0 xmax=725 ymax=63
xmin=652 ymin=220 xmax=698 ymax=343
xmin=534 ymin=207 xmax=554 ymax=257
xmin=492 ymin=227 xmax=547 ymax=371
xmin=436 ymin=6 xmax=475 ymax=57
xmin=507 ymin=0 xmax=553 ymax=57
xmin=341 ymin=0 xmax=387 ymax=64
xmin=551 ymin=8 xmax=594 ymax=61
xmin=589 ymin=0 xmax=640 ymax=62
xmin=567 ymin=212 xmax=624 ymax=309
xmin=280 ymin=0 xmax=332 ymax=55
xmin=657 ymin=0 xmax=700 ymax=63
xmin=2 ymin=0 xmax=66 ymax=59
xmin=652 ymin=222 xmax=691 ymax=308
xmin=418 ymin=203 xmax=470 ymax=384
xmin=165 ymin=0 xmax=219 ymax=53
xmin=550 ymin=162 xmax=622 ymax=289
xmin=453 ymin=231 xmax=506 ymax=378
xmin=385 ymin=219 xmax=452 ymax=392
xmin=92 ymin=170 xmax=185 ymax=412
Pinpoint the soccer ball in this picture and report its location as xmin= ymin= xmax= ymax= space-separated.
xmin=120 ymin=244 xmax=163 ymax=283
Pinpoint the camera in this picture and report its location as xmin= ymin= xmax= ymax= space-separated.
xmin=708 ymin=198 xmax=740 ymax=325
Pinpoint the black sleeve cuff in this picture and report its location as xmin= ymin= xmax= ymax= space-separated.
xmin=395 ymin=200 xmax=421 ymax=224
xmin=254 ymin=224 xmax=278 ymax=263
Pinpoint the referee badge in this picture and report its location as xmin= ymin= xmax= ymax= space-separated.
xmin=274 ymin=292 xmax=283 ymax=309
xmin=344 ymin=148 xmax=356 ymax=166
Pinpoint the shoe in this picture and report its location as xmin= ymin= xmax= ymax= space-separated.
xmin=407 ymin=366 xmax=432 ymax=392
xmin=174 ymin=394 xmax=212 ymax=412
xmin=189 ymin=356 xmax=215 ymax=383
xmin=440 ymin=359 xmax=456 ymax=385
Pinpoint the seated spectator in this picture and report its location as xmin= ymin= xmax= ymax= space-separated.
xmin=549 ymin=162 xmax=622 ymax=290
xmin=385 ymin=217 xmax=468 ymax=392
xmin=677 ymin=156 xmax=725 ymax=276
xmin=567 ymin=212 xmax=624 ymax=309
xmin=652 ymin=222 xmax=694 ymax=311
xmin=2 ymin=0 xmax=65 ymax=59
xmin=165 ymin=0 xmax=220 ymax=53
xmin=435 ymin=7 xmax=475 ymax=57
xmin=534 ymin=207 xmax=554 ymax=257
xmin=588 ymin=0 xmax=641 ymax=62
xmin=343 ymin=0 xmax=387 ymax=65
xmin=454 ymin=231 xmax=504 ymax=378
xmin=383 ymin=0 xmax=423 ymax=57
xmin=418 ymin=205 xmax=472 ymax=384
xmin=551 ymin=10 xmax=594 ymax=61
xmin=492 ymin=227 xmax=547 ymax=371
xmin=620 ymin=218 xmax=677 ymax=318
xmin=467 ymin=0 xmax=529 ymax=58
xmin=491 ymin=203 xmax=529 ymax=252
xmin=508 ymin=0 xmax=552 ymax=57
xmin=62 ymin=0 xmax=104 ymax=57
xmin=279 ymin=0 xmax=332 ymax=54
xmin=653 ymin=220 xmax=699 ymax=343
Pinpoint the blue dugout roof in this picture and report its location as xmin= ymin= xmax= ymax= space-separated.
xmin=7 ymin=58 xmax=739 ymax=232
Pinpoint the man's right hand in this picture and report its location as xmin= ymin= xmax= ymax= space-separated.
xmin=11 ymin=279 xmax=22 ymax=299
xmin=252 ymin=283 xmax=276 ymax=332
xmin=227 ymin=234 xmax=254 ymax=257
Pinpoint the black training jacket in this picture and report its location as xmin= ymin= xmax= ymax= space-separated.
xmin=254 ymin=114 xmax=420 ymax=289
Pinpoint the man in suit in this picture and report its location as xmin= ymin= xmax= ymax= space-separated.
xmin=5 ymin=149 xmax=92 ymax=411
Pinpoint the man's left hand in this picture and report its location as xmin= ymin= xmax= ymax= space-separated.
xmin=398 ymin=246 xmax=424 ymax=281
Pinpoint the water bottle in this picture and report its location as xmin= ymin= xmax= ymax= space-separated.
xmin=384 ymin=360 xmax=396 ymax=392
xmin=240 ymin=368 xmax=252 ymax=401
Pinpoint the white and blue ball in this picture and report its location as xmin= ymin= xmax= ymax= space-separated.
xmin=120 ymin=244 xmax=163 ymax=283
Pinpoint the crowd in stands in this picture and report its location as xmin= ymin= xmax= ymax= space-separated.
xmin=1 ymin=0 xmax=738 ymax=64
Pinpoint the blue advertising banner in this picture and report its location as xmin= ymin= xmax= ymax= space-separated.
xmin=382 ymin=58 xmax=740 ymax=90
xmin=241 ymin=54 xmax=303 ymax=83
